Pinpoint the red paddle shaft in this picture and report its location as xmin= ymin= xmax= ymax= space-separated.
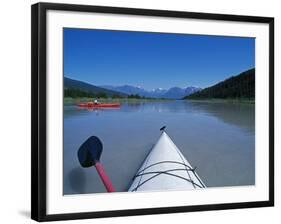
xmin=95 ymin=162 xmax=116 ymax=192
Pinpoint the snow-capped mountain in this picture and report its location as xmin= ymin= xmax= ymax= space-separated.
xmin=149 ymin=88 xmax=168 ymax=98
xmin=101 ymin=85 xmax=201 ymax=99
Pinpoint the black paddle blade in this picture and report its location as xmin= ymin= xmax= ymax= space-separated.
xmin=77 ymin=136 xmax=103 ymax=168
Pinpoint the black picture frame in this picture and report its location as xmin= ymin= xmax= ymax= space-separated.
xmin=31 ymin=2 xmax=274 ymax=222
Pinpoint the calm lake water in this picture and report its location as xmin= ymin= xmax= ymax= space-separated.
xmin=63 ymin=100 xmax=255 ymax=195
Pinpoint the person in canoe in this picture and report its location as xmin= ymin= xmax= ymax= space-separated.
xmin=94 ymin=99 xmax=100 ymax=105
xmin=85 ymin=99 xmax=100 ymax=107
xmin=78 ymin=100 xmax=120 ymax=108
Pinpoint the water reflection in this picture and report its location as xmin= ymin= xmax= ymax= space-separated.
xmin=64 ymin=100 xmax=254 ymax=134
xmin=185 ymin=101 xmax=255 ymax=134
xmin=67 ymin=167 xmax=87 ymax=194
xmin=64 ymin=100 xmax=255 ymax=194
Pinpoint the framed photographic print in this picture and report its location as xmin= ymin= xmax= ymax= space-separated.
xmin=31 ymin=2 xmax=274 ymax=222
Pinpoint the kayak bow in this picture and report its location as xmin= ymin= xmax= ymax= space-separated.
xmin=128 ymin=131 xmax=206 ymax=192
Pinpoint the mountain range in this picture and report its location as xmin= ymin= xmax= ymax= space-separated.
xmin=64 ymin=76 xmax=201 ymax=99
xmin=101 ymin=85 xmax=201 ymax=99
xmin=65 ymin=68 xmax=254 ymax=100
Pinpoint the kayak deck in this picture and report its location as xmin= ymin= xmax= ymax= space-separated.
xmin=128 ymin=132 xmax=206 ymax=192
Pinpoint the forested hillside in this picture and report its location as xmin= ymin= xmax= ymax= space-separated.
xmin=185 ymin=68 xmax=255 ymax=100
xmin=64 ymin=77 xmax=127 ymax=98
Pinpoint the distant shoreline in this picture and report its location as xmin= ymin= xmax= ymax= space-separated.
xmin=64 ymin=97 xmax=172 ymax=105
xmin=64 ymin=97 xmax=254 ymax=105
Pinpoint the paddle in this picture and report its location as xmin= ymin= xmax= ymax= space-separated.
xmin=77 ymin=136 xmax=115 ymax=192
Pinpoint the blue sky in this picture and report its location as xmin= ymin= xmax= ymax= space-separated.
xmin=64 ymin=28 xmax=255 ymax=90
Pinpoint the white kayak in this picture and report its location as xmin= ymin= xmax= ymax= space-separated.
xmin=128 ymin=131 xmax=206 ymax=192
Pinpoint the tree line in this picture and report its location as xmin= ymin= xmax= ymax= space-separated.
xmin=64 ymin=88 xmax=121 ymax=98
xmin=64 ymin=88 xmax=151 ymax=99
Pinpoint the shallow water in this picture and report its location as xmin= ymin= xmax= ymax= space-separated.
xmin=63 ymin=100 xmax=255 ymax=194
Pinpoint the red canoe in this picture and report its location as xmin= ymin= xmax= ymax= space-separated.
xmin=77 ymin=102 xmax=121 ymax=108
